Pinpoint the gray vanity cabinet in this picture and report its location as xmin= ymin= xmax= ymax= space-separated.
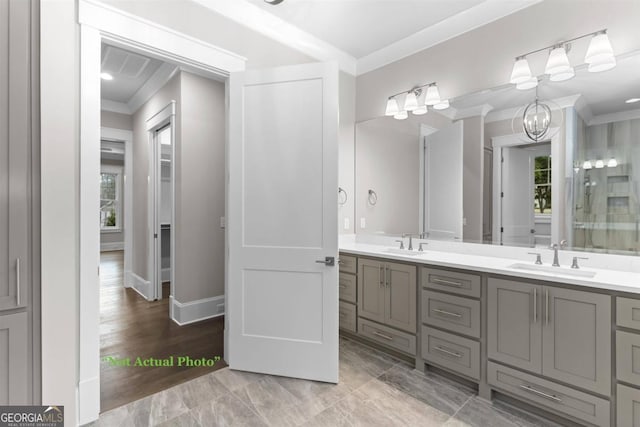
xmin=0 ymin=312 xmax=28 ymax=404
xmin=542 ymin=287 xmax=611 ymax=396
xmin=357 ymin=258 xmax=416 ymax=333
xmin=489 ymin=278 xmax=611 ymax=396
xmin=488 ymin=278 xmax=542 ymax=373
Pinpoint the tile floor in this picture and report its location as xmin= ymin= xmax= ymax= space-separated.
xmin=89 ymin=336 xmax=562 ymax=426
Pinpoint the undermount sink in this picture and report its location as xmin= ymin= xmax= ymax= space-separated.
xmin=383 ymin=248 xmax=423 ymax=256
xmin=508 ymin=263 xmax=597 ymax=278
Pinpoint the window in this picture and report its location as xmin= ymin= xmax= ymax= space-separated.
xmin=100 ymin=166 xmax=122 ymax=231
xmin=534 ymin=155 xmax=552 ymax=214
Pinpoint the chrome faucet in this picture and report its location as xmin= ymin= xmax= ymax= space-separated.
xmin=402 ymin=233 xmax=414 ymax=250
xmin=550 ymin=240 xmax=567 ymax=267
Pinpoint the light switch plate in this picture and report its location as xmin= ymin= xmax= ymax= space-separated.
xmin=220 ymin=216 xmax=226 ymax=228
xmin=344 ymin=217 xmax=350 ymax=230
xmin=360 ymin=217 xmax=366 ymax=229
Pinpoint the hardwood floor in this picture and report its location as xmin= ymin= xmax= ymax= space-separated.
xmin=100 ymin=251 xmax=226 ymax=412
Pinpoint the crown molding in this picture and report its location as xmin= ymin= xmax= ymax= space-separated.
xmin=101 ymin=99 xmax=131 ymax=114
xmin=588 ymin=107 xmax=640 ymax=127
xmin=356 ymin=0 xmax=541 ymax=75
xmin=191 ymin=0 xmax=357 ymax=75
xmin=454 ymin=103 xmax=494 ymax=120
xmin=127 ymin=63 xmax=179 ymax=114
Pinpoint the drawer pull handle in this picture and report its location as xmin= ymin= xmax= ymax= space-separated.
xmin=433 ymin=308 xmax=462 ymax=318
xmin=432 ymin=278 xmax=463 ymax=288
xmin=434 ymin=346 xmax=462 ymax=358
xmin=520 ymin=385 xmax=562 ymax=403
xmin=372 ymin=330 xmax=394 ymax=341
xmin=16 ymin=258 xmax=20 ymax=306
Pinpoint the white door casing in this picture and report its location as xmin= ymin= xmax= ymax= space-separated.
xmin=501 ymin=146 xmax=535 ymax=246
xmin=424 ymin=121 xmax=463 ymax=240
xmin=228 ymin=62 xmax=339 ymax=382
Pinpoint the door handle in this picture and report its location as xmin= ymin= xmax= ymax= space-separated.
xmin=16 ymin=258 xmax=20 ymax=306
xmin=315 ymin=256 xmax=335 ymax=266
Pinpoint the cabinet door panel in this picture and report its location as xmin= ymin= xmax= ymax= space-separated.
xmin=488 ymin=278 xmax=542 ymax=374
xmin=357 ymin=259 xmax=385 ymax=324
xmin=385 ymin=262 xmax=416 ymax=333
xmin=0 ymin=312 xmax=28 ymax=404
xmin=542 ymin=287 xmax=610 ymax=395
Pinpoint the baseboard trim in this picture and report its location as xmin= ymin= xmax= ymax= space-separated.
xmin=171 ymin=294 xmax=225 ymax=326
xmin=161 ymin=267 xmax=171 ymax=283
xmin=131 ymin=272 xmax=153 ymax=301
xmin=78 ymin=375 xmax=100 ymax=425
xmin=124 ymin=270 xmax=133 ymax=288
xmin=100 ymin=241 xmax=124 ymax=252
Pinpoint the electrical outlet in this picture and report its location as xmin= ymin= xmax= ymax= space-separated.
xmin=220 ymin=216 xmax=226 ymax=228
xmin=360 ymin=217 xmax=366 ymax=229
xmin=463 ymin=217 xmax=467 ymax=226
xmin=344 ymin=217 xmax=350 ymax=230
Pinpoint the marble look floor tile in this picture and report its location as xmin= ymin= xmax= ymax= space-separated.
xmin=339 ymin=337 xmax=399 ymax=377
xmin=87 ymin=405 xmax=133 ymax=427
xmin=173 ymin=373 xmax=228 ymax=409
xmin=191 ymin=394 xmax=268 ymax=427
xmin=444 ymin=397 xmax=561 ymax=427
xmin=148 ymin=385 xmax=190 ymax=425
xmin=127 ymin=395 xmax=154 ymax=427
xmin=376 ymin=363 xmax=474 ymax=416
xmin=155 ymin=411 xmax=201 ymax=427
xmin=338 ymin=359 xmax=380 ymax=391
xmin=213 ymin=367 xmax=266 ymax=392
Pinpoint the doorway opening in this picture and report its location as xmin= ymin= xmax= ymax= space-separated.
xmin=98 ymin=42 xmax=227 ymax=412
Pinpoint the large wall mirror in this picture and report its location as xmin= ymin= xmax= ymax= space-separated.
xmin=355 ymin=50 xmax=640 ymax=255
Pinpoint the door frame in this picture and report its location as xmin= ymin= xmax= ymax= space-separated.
xmin=77 ymin=1 xmax=246 ymax=423
xmin=491 ymin=130 xmax=560 ymax=246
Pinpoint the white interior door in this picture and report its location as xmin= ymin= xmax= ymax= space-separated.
xmin=227 ymin=62 xmax=339 ymax=382
xmin=424 ymin=121 xmax=463 ymax=240
xmin=501 ymin=146 xmax=534 ymax=246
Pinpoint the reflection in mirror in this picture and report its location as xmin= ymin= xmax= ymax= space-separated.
xmin=355 ymin=50 xmax=640 ymax=255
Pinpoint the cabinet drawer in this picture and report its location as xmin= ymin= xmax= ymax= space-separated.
xmin=617 ymin=384 xmax=640 ymax=427
xmin=339 ymin=254 xmax=357 ymax=274
xmin=422 ymin=290 xmax=480 ymax=338
xmin=422 ymin=268 xmax=480 ymax=298
xmin=358 ymin=318 xmax=416 ymax=356
xmin=339 ymin=301 xmax=357 ymax=333
xmin=617 ymin=330 xmax=640 ymax=388
xmin=488 ymin=362 xmax=610 ymax=427
xmin=421 ymin=326 xmax=479 ymax=380
xmin=618 ymin=297 xmax=640 ymax=331
xmin=339 ymin=273 xmax=356 ymax=303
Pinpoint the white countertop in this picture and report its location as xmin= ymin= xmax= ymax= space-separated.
xmin=339 ymin=240 xmax=640 ymax=295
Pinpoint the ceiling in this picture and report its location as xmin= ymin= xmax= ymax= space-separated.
xmin=450 ymin=51 xmax=640 ymax=124
xmin=193 ymin=0 xmax=540 ymax=75
xmin=246 ymin=0 xmax=484 ymax=58
xmin=101 ymin=44 xmax=178 ymax=114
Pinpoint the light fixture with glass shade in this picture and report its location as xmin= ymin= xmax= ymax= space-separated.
xmin=585 ymin=30 xmax=616 ymax=72
xmin=595 ymin=159 xmax=605 ymax=169
xmin=383 ymin=82 xmax=449 ymax=119
xmin=393 ymin=110 xmax=408 ymax=120
xmin=385 ymin=98 xmax=399 ymax=116
xmin=607 ymin=157 xmax=618 ymax=167
xmin=507 ymin=29 xmax=615 ymax=88
xmin=413 ymin=105 xmax=428 ymax=115
xmin=403 ymin=91 xmax=419 ymax=111
xmin=424 ymin=83 xmax=441 ymax=106
xmin=512 ymin=86 xmax=562 ymax=143
xmin=433 ymin=100 xmax=450 ymax=110
xmin=583 ymin=160 xmax=593 ymax=170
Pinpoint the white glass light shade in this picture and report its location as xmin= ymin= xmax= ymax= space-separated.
xmin=403 ymin=91 xmax=419 ymax=111
xmin=595 ymin=159 xmax=605 ymax=169
xmin=385 ymin=98 xmax=400 ymax=116
xmin=510 ymin=58 xmax=532 ymax=84
xmin=585 ymin=32 xmax=614 ymax=64
xmin=433 ymin=100 xmax=450 ymax=110
xmin=545 ymin=47 xmax=572 ymax=78
xmin=516 ymin=77 xmax=538 ymax=90
xmin=549 ymin=67 xmax=575 ymax=82
xmin=393 ymin=110 xmax=408 ymax=120
xmin=607 ymin=157 xmax=618 ymax=167
xmin=588 ymin=55 xmax=616 ymax=72
xmin=100 ymin=72 xmax=114 ymax=80
xmin=424 ymin=84 xmax=441 ymax=106
xmin=583 ymin=160 xmax=593 ymax=170
xmin=412 ymin=105 xmax=428 ymax=115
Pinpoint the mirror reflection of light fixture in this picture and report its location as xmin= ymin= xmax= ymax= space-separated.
xmin=516 ymin=76 xmax=538 ymax=91
xmin=508 ymin=29 xmax=615 ymax=87
xmin=433 ymin=100 xmax=450 ymax=110
xmin=583 ymin=160 xmax=593 ymax=170
xmin=522 ymin=99 xmax=552 ymax=141
xmin=595 ymin=159 xmax=605 ymax=168
xmin=607 ymin=157 xmax=618 ymax=167
xmin=393 ymin=110 xmax=408 ymax=120
xmin=384 ymin=82 xmax=449 ymax=120
xmin=403 ymin=91 xmax=419 ymax=111
xmin=385 ymin=98 xmax=400 ymax=116
xmin=424 ymin=83 xmax=441 ymax=106
xmin=264 ymin=0 xmax=284 ymax=4
xmin=413 ymin=105 xmax=428 ymax=115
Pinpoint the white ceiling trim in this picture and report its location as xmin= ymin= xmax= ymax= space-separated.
xmin=356 ymin=0 xmax=542 ymax=76
xmin=191 ymin=0 xmax=357 ymax=75
xmin=588 ymin=107 xmax=640 ymax=127
xmin=127 ymin=63 xmax=179 ymax=114
xmin=101 ymin=99 xmax=131 ymax=114
xmin=484 ymin=94 xmax=584 ymax=124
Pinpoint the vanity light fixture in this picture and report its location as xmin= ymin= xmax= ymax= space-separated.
xmin=516 ymin=76 xmax=538 ymax=91
xmin=264 ymin=0 xmax=285 ymax=4
xmin=594 ymin=159 xmax=605 ymax=169
xmin=607 ymin=157 xmax=618 ymax=167
xmin=582 ymin=160 xmax=593 ymax=170
xmin=384 ymin=82 xmax=449 ymax=120
xmin=626 ymin=98 xmax=640 ymax=104
xmin=508 ymin=29 xmax=615 ymax=88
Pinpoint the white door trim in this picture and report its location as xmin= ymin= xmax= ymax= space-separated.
xmin=491 ymin=129 xmax=560 ymax=246
xmin=101 ymin=127 xmax=133 ymax=286
xmin=77 ymin=1 xmax=246 ymax=423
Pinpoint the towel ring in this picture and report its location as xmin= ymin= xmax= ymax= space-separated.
xmin=338 ymin=187 xmax=348 ymax=206
xmin=368 ymin=189 xmax=378 ymax=206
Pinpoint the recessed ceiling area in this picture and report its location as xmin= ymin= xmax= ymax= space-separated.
xmin=245 ymin=0 xmax=484 ymax=58
xmin=101 ymin=44 xmax=178 ymax=114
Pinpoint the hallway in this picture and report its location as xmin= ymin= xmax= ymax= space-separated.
xmin=100 ymin=251 xmax=226 ymax=412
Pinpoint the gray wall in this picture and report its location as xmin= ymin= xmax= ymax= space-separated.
xmin=462 ymin=116 xmax=484 ymax=243
xmin=174 ymin=71 xmax=225 ymax=302
xmin=339 ymin=72 xmax=356 ymax=234
xmin=131 ymin=73 xmax=181 ymax=279
xmin=355 ymin=1 xmax=640 ymax=122
xmin=101 ymin=110 xmax=133 ymax=130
